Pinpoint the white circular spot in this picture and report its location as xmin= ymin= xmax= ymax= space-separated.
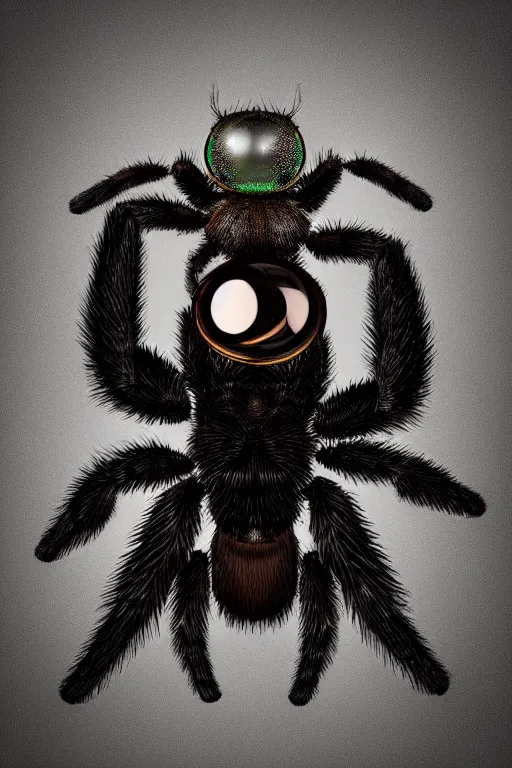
xmin=210 ymin=280 xmax=258 ymax=334
xmin=226 ymin=130 xmax=251 ymax=155
xmin=258 ymin=134 xmax=273 ymax=153
xmin=279 ymin=287 xmax=309 ymax=334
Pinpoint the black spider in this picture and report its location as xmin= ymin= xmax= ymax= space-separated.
xmin=35 ymin=92 xmax=486 ymax=707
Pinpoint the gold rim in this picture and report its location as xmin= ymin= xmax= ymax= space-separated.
xmin=195 ymin=296 xmax=322 ymax=366
xmin=239 ymin=316 xmax=287 ymax=346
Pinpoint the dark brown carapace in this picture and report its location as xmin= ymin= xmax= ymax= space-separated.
xmin=205 ymin=196 xmax=310 ymax=259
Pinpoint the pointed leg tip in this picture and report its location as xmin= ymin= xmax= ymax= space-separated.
xmin=60 ymin=686 xmax=96 ymax=705
xmin=198 ymin=684 xmax=222 ymax=703
xmin=417 ymin=197 xmax=433 ymax=212
xmin=59 ymin=673 xmax=97 ymax=705
xmin=427 ymin=668 xmax=450 ymax=696
xmin=434 ymin=676 xmax=450 ymax=695
xmin=34 ymin=542 xmax=55 ymax=562
xmin=59 ymin=685 xmax=82 ymax=705
xmin=69 ymin=199 xmax=85 ymax=214
xmin=288 ymin=687 xmax=314 ymax=706
xmin=470 ymin=493 xmax=486 ymax=517
xmin=60 ymin=693 xmax=80 ymax=705
xmin=459 ymin=490 xmax=486 ymax=517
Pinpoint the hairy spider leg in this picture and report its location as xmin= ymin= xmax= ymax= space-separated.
xmin=116 ymin=195 xmax=208 ymax=232
xmin=308 ymin=229 xmax=434 ymax=438
xmin=317 ymin=440 xmax=485 ymax=517
xmin=290 ymin=153 xmax=432 ymax=213
xmin=168 ymin=550 xmax=221 ymax=702
xmin=342 ymin=155 xmax=433 ymax=211
xmin=35 ymin=441 xmax=194 ymax=562
xmin=306 ymin=477 xmax=450 ymax=695
xmin=69 ymin=160 xmax=171 ymax=214
xmin=69 ymin=155 xmax=224 ymax=215
xmin=185 ymin=238 xmax=221 ymax=297
xmin=59 ymin=477 xmax=204 ymax=704
xmin=289 ymin=551 xmax=341 ymax=705
xmin=80 ymin=204 xmax=192 ymax=424
xmin=171 ymin=153 xmax=225 ymax=211
xmin=289 ymin=152 xmax=344 ymax=213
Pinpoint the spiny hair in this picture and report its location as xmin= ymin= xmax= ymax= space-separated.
xmin=209 ymin=83 xmax=302 ymax=122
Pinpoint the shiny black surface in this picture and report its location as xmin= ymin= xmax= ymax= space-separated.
xmin=205 ymin=112 xmax=305 ymax=193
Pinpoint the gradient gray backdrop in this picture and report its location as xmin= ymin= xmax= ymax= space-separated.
xmin=2 ymin=1 xmax=511 ymax=766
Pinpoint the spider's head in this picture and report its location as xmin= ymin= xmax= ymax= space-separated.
xmin=204 ymin=90 xmax=305 ymax=195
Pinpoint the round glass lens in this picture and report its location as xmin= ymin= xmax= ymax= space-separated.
xmin=205 ymin=112 xmax=305 ymax=193
xmin=193 ymin=260 xmax=325 ymax=366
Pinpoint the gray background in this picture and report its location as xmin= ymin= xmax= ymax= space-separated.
xmin=2 ymin=1 xmax=511 ymax=767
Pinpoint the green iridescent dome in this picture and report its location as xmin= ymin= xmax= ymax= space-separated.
xmin=204 ymin=112 xmax=305 ymax=194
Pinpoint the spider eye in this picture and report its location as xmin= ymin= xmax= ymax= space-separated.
xmin=205 ymin=112 xmax=305 ymax=194
xmin=193 ymin=261 xmax=325 ymax=366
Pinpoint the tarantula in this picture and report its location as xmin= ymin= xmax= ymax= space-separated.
xmin=35 ymin=92 xmax=486 ymax=706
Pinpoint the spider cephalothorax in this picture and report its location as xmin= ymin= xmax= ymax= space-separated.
xmin=36 ymin=92 xmax=485 ymax=707
xmin=205 ymin=196 xmax=310 ymax=259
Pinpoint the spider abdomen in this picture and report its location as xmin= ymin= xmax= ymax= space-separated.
xmin=211 ymin=527 xmax=298 ymax=626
